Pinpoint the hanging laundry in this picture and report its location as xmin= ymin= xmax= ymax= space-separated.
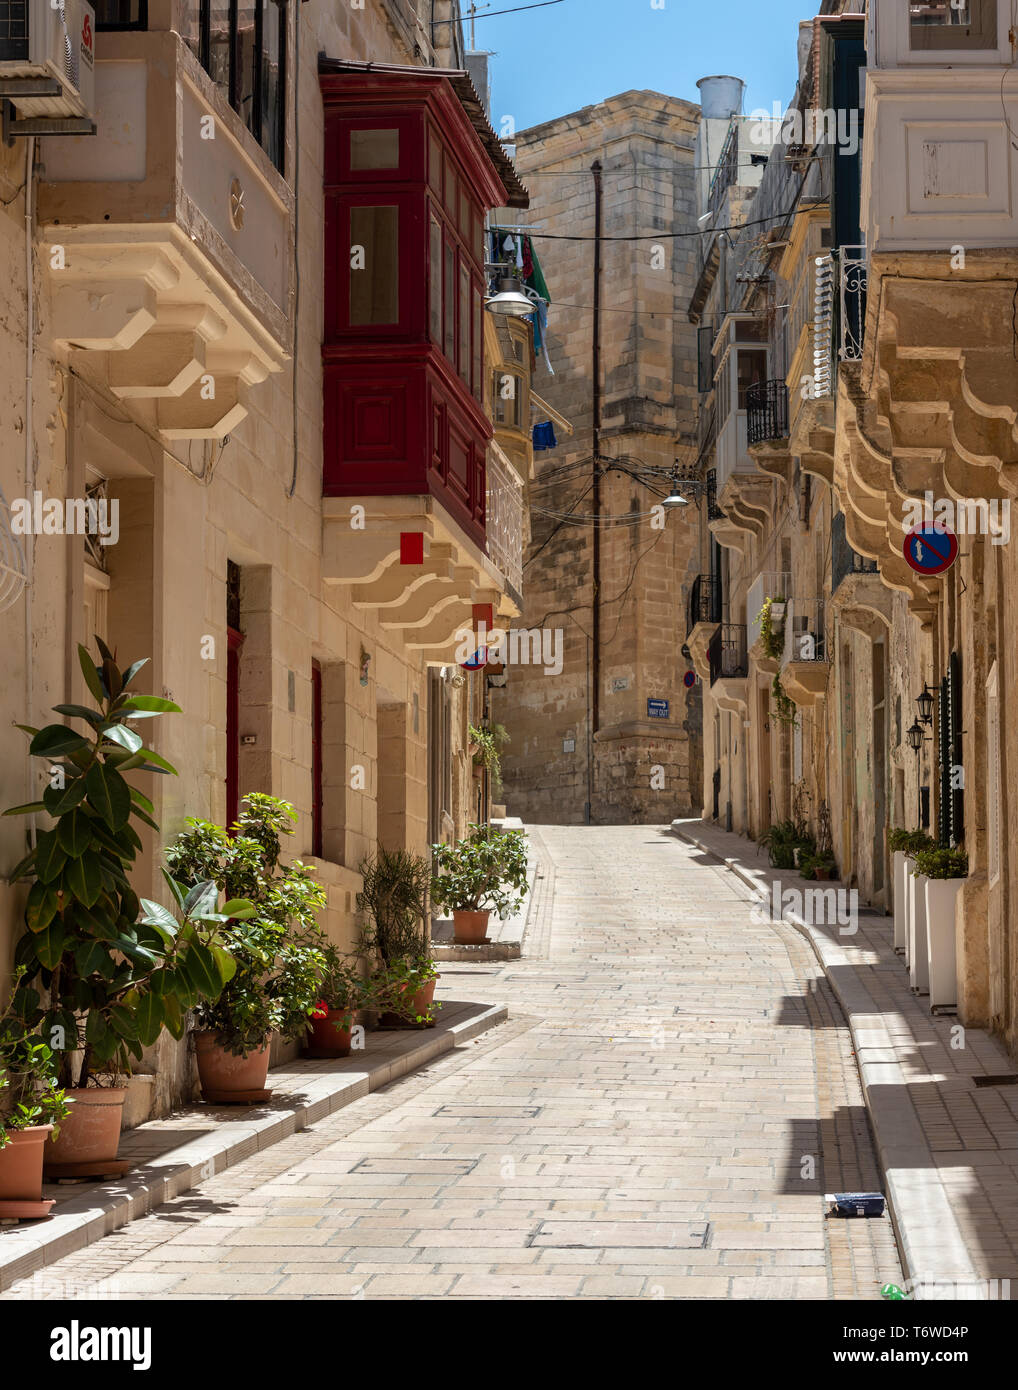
xmin=533 ymin=422 xmax=558 ymax=451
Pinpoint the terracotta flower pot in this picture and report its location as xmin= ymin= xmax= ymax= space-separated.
xmin=0 ymin=1125 xmax=55 ymax=1218
xmin=45 ymin=1089 xmax=126 ymax=1176
xmin=304 ymin=1010 xmax=353 ymax=1058
xmin=453 ymin=908 xmax=490 ymax=945
xmin=195 ymin=1032 xmax=272 ymax=1104
xmin=409 ymin=976 xmax=437 ymax=1018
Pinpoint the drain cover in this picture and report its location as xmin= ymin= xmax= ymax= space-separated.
xmin=529 ymin=1221 xmax=710 ymax=1249
xmin=973 ymin=1074 xmax=1018 ymax=1088
xmin=350 ymin=1157 xmax=478 ymax=1175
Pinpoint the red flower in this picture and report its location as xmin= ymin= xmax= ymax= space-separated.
xmin=310 ymin=1001 xmax=329 ymax=1019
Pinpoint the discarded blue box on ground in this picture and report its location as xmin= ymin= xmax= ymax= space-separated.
xmin=825 ymin=1192 xmax=886 ymax=1218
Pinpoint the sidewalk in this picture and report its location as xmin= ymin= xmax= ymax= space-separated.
xmin=431 ymin=820 xmax=537 ymax=962
xmin=672 ymin=818 xmax=1018 ymax=1299
xmin=0 ymin=999 xmax=506 ymax=1292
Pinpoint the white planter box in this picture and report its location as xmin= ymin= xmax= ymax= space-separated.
xmin=925 ymin=878 xmax=963 ymax=1010
xmin=908 ymin=871 xmax=930 ymax=993
xmin=893 ymin=850 xmax=909 ymax=952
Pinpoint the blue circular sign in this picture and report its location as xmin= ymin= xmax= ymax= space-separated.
xmin=683 ymin=670 xmax=697 ymax=689
xmin=903 ymin=525 xmax=958 ymax=576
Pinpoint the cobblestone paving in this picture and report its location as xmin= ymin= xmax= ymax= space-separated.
xmin=2 ymin=826 xmax=903 ymax=1300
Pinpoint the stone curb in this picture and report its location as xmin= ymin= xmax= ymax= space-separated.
xmin=0 ymin=1000 xmax=507 ymax=1292
xmin=671 ymin=819 xmax=982 ymax=1301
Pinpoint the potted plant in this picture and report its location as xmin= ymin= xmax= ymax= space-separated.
xmin=0 ymin=973 xmax=69 ymax=1219
xmin=165 ymin=795 xmax=328 ymax=1103
xmin=431 ymin=822 xmax=529 ymax=945
xmin=889 ymin=829 xmax=933 ymax=972
xmin=3 ymin=643 xmax=242 ymax=1174
xmin=888 ymin=827 xmax=924 ymax=953
xmin=305 ymin=946 xmax=378 ymax=1058
xmin=914 ymin=845 xmax=968 ymax=1010
xmin=757 ymin=819 xmax=801 ymax=870
xmin=356 ymin=849 xmax=440 ymax=1027
xmin=372 ymin=956 xmax=442 ymax=1029
xmin=469 ymin=723 xmax=510 ymax=791
xmin=800 ymin=852 xmax=836 ymax=881
xmin=757 ymin=597 xmax=786 ymax=661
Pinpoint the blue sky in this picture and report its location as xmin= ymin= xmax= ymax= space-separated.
xmin=472 ymin=0 xmax=808 ymax=134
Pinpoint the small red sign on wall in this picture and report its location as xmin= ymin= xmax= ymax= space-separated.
xmin=400 ymin=532 xmax=424 ymax=565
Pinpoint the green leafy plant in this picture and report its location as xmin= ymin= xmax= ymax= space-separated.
xmin=309 ymin=943 xmax=381 ymax=1023
xmin=469 ymin=723 xmax=510 ymax=792
xmin=0 ymin=968 xmax=69 ymax=1147
xmin=888 ymin=827 xmax=935 ymax=855
xmin=165 ymin=795 xmax=327 ymax=1057
xmin=371 ymin=956 xmax=442 ymax=1027
xmin=912 ymin=846 xmax=968 ymax=879
xmin=431 ymin=823 xmax=529 ymax=918
xmin=356 ymin=848 xmax=431 ymax=967
xmin=757 ymin=819 xmax=801 ymax=870
xmin=757 ymin=597 xmax=786 ymax=661
xmin=770 ymin=673 xmax=798 ymax=727
xmin=4 ymin=642 xmax=241 ymax=1088
xmin=799 ymin=852 xmax=836 ymax=881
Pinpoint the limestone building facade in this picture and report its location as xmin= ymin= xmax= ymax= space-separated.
xmin=492 ymin=91 xmax=704 ymax=824
xmin=0 ymin=0 xmax=531 ymax=1116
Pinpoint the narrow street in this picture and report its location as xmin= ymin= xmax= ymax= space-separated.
xmin=4 ymin=827 xmax=901 ymax=1302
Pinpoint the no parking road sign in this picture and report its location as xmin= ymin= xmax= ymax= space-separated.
xmin=903 ymin=525 xmax=958 ymax=576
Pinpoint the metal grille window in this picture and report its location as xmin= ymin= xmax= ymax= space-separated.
xmin=746 ymin=379 xmax=788 ymax=445
xmin=938 ymin=651 xmax=964 ymax=847
xmin=187 ymin=0 xmax=286 ymax=174
xmin=0 ymin=0 xmax=28 ymax=60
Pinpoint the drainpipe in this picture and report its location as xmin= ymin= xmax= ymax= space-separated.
xmin=24 ymin=135 xmax=36 ymax=846
xmin=588 ymin=158 xmax=603 ymax=826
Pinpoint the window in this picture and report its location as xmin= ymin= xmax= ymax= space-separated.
xmin=351 ymin=128 xmax=399 ymax=171
xmin=493 ymin=369 xmax=523 ymax=428
xmin=429 ymin=215 xmax=443 ymax=344
xmin=458 ymin=262 xmax=471 ymax=385
xmin=909 ymin=0 xmax=996 ymax=49
xmin=226 ymin=561 xmax=244 ymax=831
xmin=444 ymin=236 xmax=456 ymax=361
xmin=187 ymin=0 xmax=287 ymax=174
xmin=737 ymin=349 xmax=767 ymax=409
xmin=349 ymin=206 xmax=399 ymax=325
xmin=93 ymin=0 xmax=147 ymax=28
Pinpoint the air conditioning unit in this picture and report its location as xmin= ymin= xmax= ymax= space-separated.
xmin=0 ymin=0 xmax=95 ymax=119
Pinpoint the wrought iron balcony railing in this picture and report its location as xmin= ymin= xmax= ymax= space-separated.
xmin=687 ymin=574 xmax=722 ymax=635
xmin=782 ymin=599 xmax=828 ymax=665
xmin=839 ymin=245 xmax=867 ymax=362
xmin=746 ymin=379 xmax=789 ymax=446
xmin=709 ymin=623 xmax=748 ymax=685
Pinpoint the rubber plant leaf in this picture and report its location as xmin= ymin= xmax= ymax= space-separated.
xmin=78 ymin=644 xmax=107 ymax=702
xmin=103 ymin=724 xmax=143 ymax=755
xmin=57 ymin=809 xmax=93 ymax=859
xmin=117 ymin=695 xmax=181 ymax=715
xmin=29 ymin=725 xmax=89 ymax=758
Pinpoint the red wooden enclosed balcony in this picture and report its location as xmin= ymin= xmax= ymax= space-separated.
xmin=319 ymin=59 xmax=528 ymax=554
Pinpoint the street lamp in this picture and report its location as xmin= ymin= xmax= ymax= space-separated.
xmin=484 ymin=276 xmax=534 ymax=318
xmin=916 ymin=684 xmax=935 ymax=726
xmin=662 ymin=468 xmax=691 ymax=508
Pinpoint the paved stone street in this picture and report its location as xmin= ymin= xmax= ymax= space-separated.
xmin=2 ymin=826 xmax=902 ymax=1301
